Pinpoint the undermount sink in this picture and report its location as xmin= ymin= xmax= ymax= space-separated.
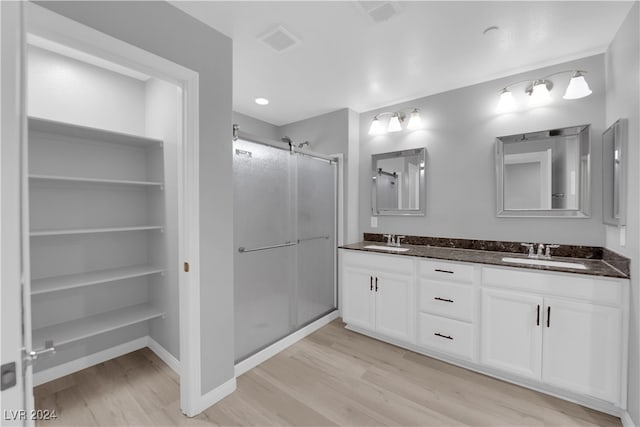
xmin=501 ymin=257 xmax=587 ymax=270
xmin=364 ymin=245 xmax=410 ymax=252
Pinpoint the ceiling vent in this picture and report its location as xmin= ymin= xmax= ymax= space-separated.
xmin=258 ymin=26 xmax=300 ymax=53
xmin=358 ymin=1 xmax=402 ymax=22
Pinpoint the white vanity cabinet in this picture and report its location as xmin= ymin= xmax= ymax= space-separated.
xmin=481 ymin=267 xmax=627 ymax=405
xmin=341 ymin=250 xmax=415 ymax=342
xmin=339 ymin=247 xmax=629 ymax=413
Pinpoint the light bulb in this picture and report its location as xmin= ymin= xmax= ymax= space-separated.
xmin=563 ymin=72 xmax=592 ymax=100
xmin=255 ymin=97 xmax=269 ymax=105
xmin=387 ymin=114 xmax=403 ymax=132
xmin=406 ymin=109 xmax=423 ymax=130
xmin=496 ymin=89 xmax=516 ymax=113
xmin=368 ymin=117 xmax=385 ymax=135
xmin=529 ymin=80 xmax=552 ymax=106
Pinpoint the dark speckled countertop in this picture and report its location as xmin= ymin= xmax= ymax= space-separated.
xmin=340 ymin=241 xmax=629 ymax=279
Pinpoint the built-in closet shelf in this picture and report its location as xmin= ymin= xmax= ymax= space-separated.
xmin=29 ymin=117 xmax=163 ymax=148
xmin=29 ymin=174 xmax=164 ymax=188
xmin=31 ymin=265 xmax=164 ymax=296
xmin=30 ymin=225 xmax=164 ymax=237
xmin=32 ymin=303 xmax=164 ymax=349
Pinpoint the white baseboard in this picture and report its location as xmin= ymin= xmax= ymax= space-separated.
xmin=33 ymin=336 xmax=148 ymax=386
xmin=190 ymin=377 xmax=236 ymax=415
xmin=234 ymin=310 xmax=339 ymax=377
xmin=621 ymin=411 xmax=637 ymax=427
xmin=147 ymin=336 xmax=181 ymax=375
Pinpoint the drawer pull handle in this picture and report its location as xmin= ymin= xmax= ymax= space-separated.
xmin=375 ymin=277 xmax=378 ymax=292
xmin=370 ymin=276 xmax=373 ymax=291
xmin=434 ymin=333 xmax=453 ymax=340
xmin=434 ymin=269 xmax=454 ymax=274
xmin=536 ymin=304 xmax=540 ymax=326
xmin=434 ymin=297 xmax=454 ymax=303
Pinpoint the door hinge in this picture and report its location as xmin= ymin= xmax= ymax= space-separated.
xmin=184 ymin=262 xmax=190 ymax=273
xmin=22 ymin=340 xmax=55 ymax=367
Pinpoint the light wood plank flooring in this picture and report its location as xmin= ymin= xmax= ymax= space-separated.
xmin=35 ymin=320 xmax=621 ymax=426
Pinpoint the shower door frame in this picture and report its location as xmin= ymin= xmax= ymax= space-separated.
xmin=232 ymin=129 xmax=342 ymax=375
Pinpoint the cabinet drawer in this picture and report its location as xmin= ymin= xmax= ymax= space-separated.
xmin=418 ymin=259 xmax=474 ymax=283
xmin=418 ymin=313 xmax=473 ymax=360
xmin=418 ymin=279 xmax=474 ymax=322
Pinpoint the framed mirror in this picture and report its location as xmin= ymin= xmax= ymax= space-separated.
xmin=372 ymin=147 xmax=425 ymax=216
xmin=495 ymin=125 xmax=590 ymax=218
xmin=603 ymin=119 xmax=627 ymax=226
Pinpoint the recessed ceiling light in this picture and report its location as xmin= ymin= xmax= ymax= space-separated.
xmin=255 ymin=97 xmax=269 ymax=105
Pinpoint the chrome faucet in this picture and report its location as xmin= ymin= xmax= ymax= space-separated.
xmin=544 ymin=244 xmax=560 ymax=258
xmin=521 ymin=243 xmax=535 ymax=258
xmin=537 ymin=243 xmax=545 ymax=258
xmin=383 ymin=234 xmax=395 ymax=246
xmin=395 ymin=236 xmax=406 ymax=247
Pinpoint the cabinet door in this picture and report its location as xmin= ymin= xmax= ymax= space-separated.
xmin=374 ymin=271 xmax=414 ymax=342
xmin=481 ymin=289 xmax=543 ymax=380
xmin=342 ymin=265 xmax=375 ymax=330
xmin=542 ymin=298 xmax=621 ymax=403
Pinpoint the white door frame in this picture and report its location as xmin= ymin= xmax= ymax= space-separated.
xmin=23 ymin=3 xmax=202 ymax=416
xmin=1 ymin=2 xmax=30 ymax=423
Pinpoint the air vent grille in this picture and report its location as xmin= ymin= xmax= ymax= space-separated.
xmin=358 ymin=1 xmax=401 ymax=22
xmin=258 ymin=26 xmax=300 ymax=53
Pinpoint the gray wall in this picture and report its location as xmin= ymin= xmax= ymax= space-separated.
xmin=37 ymin=1 xmax=235 ymax=395
xmin=233 ymin=111 xmax=279 ymax=141
xmin=359 ymin=55 xmax=606 ymax=246
xmin=604 ymin=3 xmax=640 ymax=424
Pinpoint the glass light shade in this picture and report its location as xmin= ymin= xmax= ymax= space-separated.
xmin=387 ymin=114 xmax=403 ymax=132
xmin=406 ymin=109 xmax=423 ymax=130
xmin=368 ymin=117 xmax=385 ymax=135
xmin=496 ymin=89 xmax=516 ymax=113
xmin=529 ymin=81 xmax=552 ymax=106
xmin=563 ymin=73 xmax=592 ymax=100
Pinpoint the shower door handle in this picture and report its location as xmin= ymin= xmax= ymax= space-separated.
xmin=238 ymin=241 xmax=297 ymax=253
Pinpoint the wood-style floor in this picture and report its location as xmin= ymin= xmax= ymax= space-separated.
xmin=35 ymin=320 xmax=621 ymax=426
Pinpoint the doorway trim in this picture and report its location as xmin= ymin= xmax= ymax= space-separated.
xmin=24 ymin=3 xmax=203 ymax=416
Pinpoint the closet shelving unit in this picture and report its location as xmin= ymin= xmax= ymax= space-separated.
xmin=28 ymin=117 xmax=167 ymax=357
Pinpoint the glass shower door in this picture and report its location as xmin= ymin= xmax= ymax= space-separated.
xmin=233 ymin=138 xmax=337 ymax=363
xmin=295 ymin=154 xmax=336 ymax=327
xmin=233 ymin=139 xmax=296 ymax=362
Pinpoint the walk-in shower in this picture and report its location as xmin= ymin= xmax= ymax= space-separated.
xmin=233 ymin=128 xmax=338 ymax=362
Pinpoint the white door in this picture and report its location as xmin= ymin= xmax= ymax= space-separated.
xmin=542 ymin=298 xmax=622 ymax=403
xmin=374 ymin=271 xmax=414 ymax=342
xmin=481 ymin=289 xmax=543 ymax=380
xmin=1 ymin=1 xmax=34 ymax=423
xmin=342 ymin=266 xmax=375 ymax=330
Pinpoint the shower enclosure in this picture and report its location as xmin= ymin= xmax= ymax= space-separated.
xmin=233 ymin=131 xmax=337 ymax=362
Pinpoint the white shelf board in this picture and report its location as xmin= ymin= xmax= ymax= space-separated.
xmin=29 ymin=116 xmax=163 ymax=148
xmin=31 ymin=225 xmax=163 ymax=237
xmin=32 ymin=265 xmax=164 ymax=295
xmin=29 ymin=174 xmax=163 ymax=187
xmin=32 ymin=303 xmax=164 ymax=348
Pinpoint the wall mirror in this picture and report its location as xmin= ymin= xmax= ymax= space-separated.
xmin=495 ymin=125 xmax=590 ymax=217
xmin=371 ymin=147 xmax=425 ymax=216
xmin=603 ymin=119 xmax=627 ymax=226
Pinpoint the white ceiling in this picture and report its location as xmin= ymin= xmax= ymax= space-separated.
xmin=173 ymin=1 xmax=633 ymax=126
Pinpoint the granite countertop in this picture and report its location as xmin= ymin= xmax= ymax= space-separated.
xmin=340 ymin=241 xmax=629 ymax=279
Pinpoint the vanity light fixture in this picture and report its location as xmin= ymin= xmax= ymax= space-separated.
xmin=563 ymin=71 xmax=592 ymax=99
xmin=368 ymin=108 xmax=423 ymax=135
xmin=255 ymin=97 xmax=269 ymax=105
xmin=496 ymin=70 xmax=592 ymax=113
